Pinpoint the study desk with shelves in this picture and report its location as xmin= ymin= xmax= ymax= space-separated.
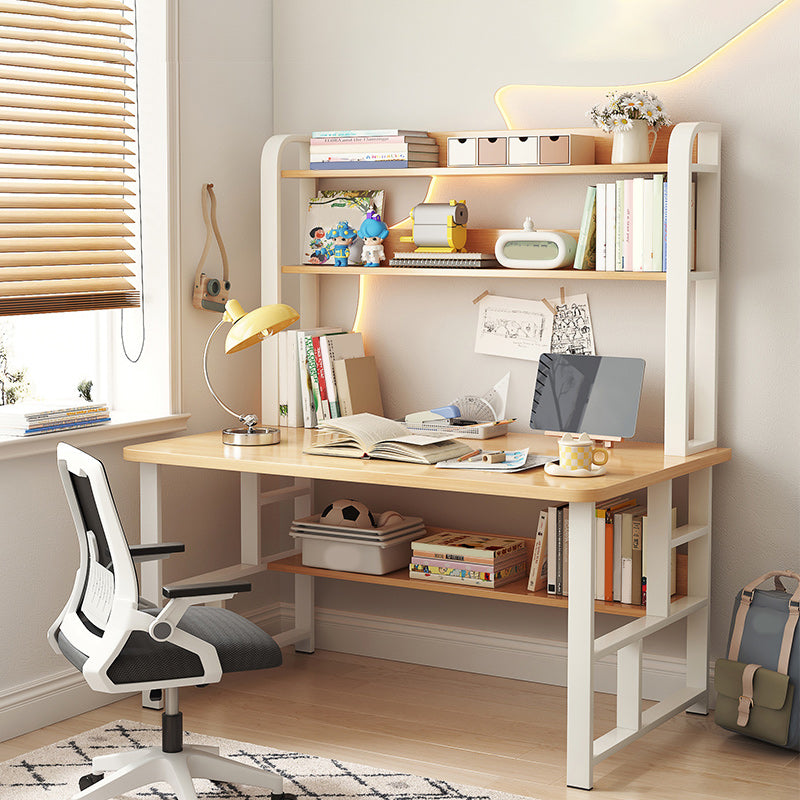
xmin=123 ymin=429 xmax=731 ymax=790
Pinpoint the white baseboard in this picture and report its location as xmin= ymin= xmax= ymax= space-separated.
xmin=269 ymin=602 xmax=703 ymax=702
xmin=0 ymin=670 xmax=116 ymax=743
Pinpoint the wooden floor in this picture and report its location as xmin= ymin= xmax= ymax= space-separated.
xmin=2 ymin=649 xmax=798 ymax=799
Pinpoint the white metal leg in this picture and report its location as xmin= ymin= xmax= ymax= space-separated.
xmin=139 ymin=462 xmax=163 ymax=604
xmin=566 ymin=501 xmax=595 ymax=789
xmin=240 ymin=472 xmax=261 ymax=566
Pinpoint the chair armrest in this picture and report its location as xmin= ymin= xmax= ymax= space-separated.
xmin=129 ymin=542 xmax=185 ymax=563
xmin=147 ymin=581 xmax=251 ymax=644
xmin=162 ymin=580 xmax=251 ymax=599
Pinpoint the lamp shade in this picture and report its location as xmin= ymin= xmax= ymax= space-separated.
xmin=223 ymin=299 xmax=299 ymax=354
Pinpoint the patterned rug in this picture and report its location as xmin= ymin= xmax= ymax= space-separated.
xmin=1 ymin=720 xmax=537 ymax=800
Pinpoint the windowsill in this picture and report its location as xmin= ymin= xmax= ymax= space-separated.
xmin=0 ymin=412 xmax=190 ymax=461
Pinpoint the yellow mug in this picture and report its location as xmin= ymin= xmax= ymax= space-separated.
xmin=558 ymin=432 xmax=609 ymax=472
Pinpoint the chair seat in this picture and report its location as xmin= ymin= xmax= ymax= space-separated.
xmin=104 ymin=605 xmax=282 ymax=685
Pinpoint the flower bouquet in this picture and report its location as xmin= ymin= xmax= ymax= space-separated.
xmin=588 ymin=89 xmax=671 ymax=132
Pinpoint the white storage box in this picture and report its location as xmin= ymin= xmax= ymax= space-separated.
xmin=291 ymin=529 xmax=418 ymax=574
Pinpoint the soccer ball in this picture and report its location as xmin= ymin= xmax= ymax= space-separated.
xmin=320 ymin=499 xmax=376 ymax=529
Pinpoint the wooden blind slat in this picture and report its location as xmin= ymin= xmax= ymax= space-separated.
xmin=0 ymin=263 xmax=134 ymax=280
xmin=0 ymin=182 xmax=134 ymax=195
xmin=0 ymin=290 xmax=139 ymax=315
xmin=0 ymin=236 xmax=133 ymax=252
xmin=0 ymin=250 xmax=133 ymax=266
xmin=0 ymin=94 xmax=133 ymax=116
xmin=0 ymin=30 xmax=133 ymax=53
xmin=0 ymin=275 xmax=135 ymax=296
xmin=0 ymin=208 xmax=132 ymax=223
xmin=0 ymin=53 xmax=132 ymax=78
xmin=0 ymin=121 xmax=133 ymax=140
xmin=0 ymin=195 xmax=133 ymax=209
xmin=0 ymin=136 xmax=133 ymax=155
xmin=0 ymin=12 xmax=131 ymax=37
xmin=0 ymin=38 xmax=134 ymax=65
xmin=13 ymin=1 xmax=132 ymax=16
xmin=0 ymin=152 xmax=134 ymax=169
xmin=0 ymin=108 xmax=134 ymax=129
xmin=0 ymin=223 xmax=133 ymax=237
xmin=0 ymin=80 xmax=134 ymax=104
xmin=0 ymin=66 xmax=130 ymax=91
xmin=0 ymin=167 xmax=135 ymax=182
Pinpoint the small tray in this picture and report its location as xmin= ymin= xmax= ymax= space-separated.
xmin=544 ymin=462 xmax=607 ymax=478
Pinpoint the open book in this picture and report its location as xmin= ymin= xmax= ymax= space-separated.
xmin=304 ymin=413 xmax=474 ymax=464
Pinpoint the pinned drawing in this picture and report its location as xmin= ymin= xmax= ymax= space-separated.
xmin=475 ymin=295 xmax=554 ymax=361
xmin=548 ymin=292 xmax=595 ymax=355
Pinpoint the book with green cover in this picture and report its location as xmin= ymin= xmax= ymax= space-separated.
xmin=573 ymin=185 xmax=597 ymax=270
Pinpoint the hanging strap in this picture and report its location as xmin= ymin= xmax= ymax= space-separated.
xmin=193 ymin=183 xmax=230 ymax=289
xmin=728 ymin=570 xmax=800 ymax=674
xmin=736 ymin=663 xmax=760 ymax=727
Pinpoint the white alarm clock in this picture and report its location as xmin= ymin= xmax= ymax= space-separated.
xmin=495 ymin=217 xmax=577 ymax=269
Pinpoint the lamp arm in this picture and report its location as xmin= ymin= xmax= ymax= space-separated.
xmin=202 ymin=319 xmax=258 ymax=428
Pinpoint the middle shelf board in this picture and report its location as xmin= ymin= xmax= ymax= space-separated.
xmin=282 ymin=164 xmax=670 ymax=179
xmin=268 ymin=553 xmax=668 ymax=618
xmin=282 ymin=265 xmax=668 ymax=280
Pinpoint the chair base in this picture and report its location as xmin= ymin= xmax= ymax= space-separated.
xmin=74 ymin=744 xmax=285 ymax=800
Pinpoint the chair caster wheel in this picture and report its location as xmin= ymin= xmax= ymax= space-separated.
xmin=271 ymin=794 xmax=297 ymax=800
xmin=79 ymin=773 xmax=104 ymax=790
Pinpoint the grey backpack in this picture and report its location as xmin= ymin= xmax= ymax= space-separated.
xmin=715 ymin=570 xmax=799 ymax=750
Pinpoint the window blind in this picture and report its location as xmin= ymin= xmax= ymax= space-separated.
xmin=0 ymin=0 xmax=140 ymax=315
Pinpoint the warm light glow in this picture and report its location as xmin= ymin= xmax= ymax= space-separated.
xmin=494 ymin=0 xmax=790 ymax=128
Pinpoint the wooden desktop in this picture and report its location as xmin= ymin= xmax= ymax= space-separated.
xmin=124 ymin=427 xmax=730 ymax=790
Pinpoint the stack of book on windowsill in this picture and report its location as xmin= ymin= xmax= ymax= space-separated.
xmin=309 ymin=129 xmax=439 ymax=170
xmin=0 ymin=400 xmax=110 ymax=436
xmin=409 ymin=531 xmax=528 ymax=588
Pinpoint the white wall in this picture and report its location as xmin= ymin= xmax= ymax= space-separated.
xmin=272 ymin=0 xmax=799 ymax=664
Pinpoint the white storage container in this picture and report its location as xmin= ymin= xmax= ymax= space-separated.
xmin=292 ymin=529 xmax=418 ymax=574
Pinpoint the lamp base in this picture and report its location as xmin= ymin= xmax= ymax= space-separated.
xmin=222 ymin=427 xmax=281 ymax=446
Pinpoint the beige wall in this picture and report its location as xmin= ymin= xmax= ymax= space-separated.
xmin=272 ymin=0 xmax=800 ymax=660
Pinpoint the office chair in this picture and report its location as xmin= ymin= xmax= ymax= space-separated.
xmin=48 ymin=443 xmax=289 ymax=800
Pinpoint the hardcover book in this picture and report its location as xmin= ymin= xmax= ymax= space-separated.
xmin=411 ymin=531 xmax=527 ymax=560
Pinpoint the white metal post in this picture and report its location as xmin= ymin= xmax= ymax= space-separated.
xmin=645 ymin=480 xmax=673 ymax=618
xmin=240 ymin=472 xmax=261 ymax=566
xmin=139 ymin=462 xmax=162 ymax=604
xmin=566 ymin=501 xmax=596 ymax=790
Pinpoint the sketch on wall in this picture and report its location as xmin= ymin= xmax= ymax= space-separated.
xmin=474 ymin=295 xmax=554 ymax=361
xmin=548 ymin=292 xmax=595 ymax=355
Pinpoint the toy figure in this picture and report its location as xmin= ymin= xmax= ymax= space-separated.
xmin=357 ymin=211 xmax=389 ymax=267
xmin=327 ymin=220 xmax=357 ymax=266
xmin=307 ymin=226 xmax=330 ymax=264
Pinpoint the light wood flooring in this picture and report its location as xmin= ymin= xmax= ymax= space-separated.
xmin=2 ymin=649 xmax=798 ymax=799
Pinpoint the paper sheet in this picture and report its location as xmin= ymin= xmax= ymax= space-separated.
xmin=475 ymin=296 xmax=554 ymax=361
xmin=548 ymin=292 xmax=595 ymax=355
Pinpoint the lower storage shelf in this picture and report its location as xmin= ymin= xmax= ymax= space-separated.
xmin=267 ymin=554 xmax=671 ymax=618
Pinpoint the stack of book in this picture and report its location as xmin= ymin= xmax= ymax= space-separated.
xmin=0 ymin=401 xmax=110 ymax=437
xmin=278 ymin=327 xmax=383 ymax=428
xmin=409 ymin=531 xmax=528 ymax=588
xmin=541 ymin=498 xmax=679 ymax=606
xmin=309 ymin=129 xmax=439 ymax=170
xmin=573 ymin=176 xmax=691 ymax=272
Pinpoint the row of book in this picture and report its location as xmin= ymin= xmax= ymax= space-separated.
xmin=540 ymin=498 xmax=677 ymax=605
xmin=277 ymin=327 xmax=383 ymax=428
xmin=0 ymin=400 xmax=110 ymax=437
xmin=409 ymin=531 xmax=528 ymax=588
xmin=309 ymin=128 xmax=439 ymax=170
xmin=573 ymin=176 xmax=694 ymax=272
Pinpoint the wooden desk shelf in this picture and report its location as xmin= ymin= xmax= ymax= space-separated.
xmin=267 ymin=553 xmax=673 ymax=618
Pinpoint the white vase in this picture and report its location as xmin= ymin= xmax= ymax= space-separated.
xmin=611 ymin=120 xmax=657 ymax=164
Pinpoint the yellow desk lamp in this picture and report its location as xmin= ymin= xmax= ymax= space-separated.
xmin=203 ymin=299 xmax=299 ymax=445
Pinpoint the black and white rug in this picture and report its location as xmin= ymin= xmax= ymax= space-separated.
xmin=1 ymin=720 xmax=538 ymax=800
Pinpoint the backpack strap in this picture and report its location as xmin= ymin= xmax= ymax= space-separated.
xmin=736 ymin=663 xmax=760 ymax=727
xmin=728 ymin=571 xmax=800 ymax=674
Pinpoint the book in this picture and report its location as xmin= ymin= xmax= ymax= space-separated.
xmin=595 ymin=182 xmax=606 ymax=271
xmin=311 ymin=335 xmax=331 ymax=419
xmin=652 ymin=174 xmax=665 ymax=273
xmin=310 ymin=143 xmax=438 ymax=155
xmin=547 ymin=504 xmax=564 ymax=595
xmin=0 ymin=415 xmax=110 ymax=436
xmin=573 ymin=185 xmax=597 ymax=270
xmin=411 ymin=530 xmax=527 ymax=561
xmin=622 ymin=178 xmax=634 ymax=270
xmin=319 ymin=332 xmax=364 ymax=418
xmin=311 ymin=129 xmax=430 ymax=138
xmin=389 ymin=252 xmax=499 ymax=268
xmin=527 ymin=509 xmax=548 ymax=592
xmin=631 ymin=512 xmax=644 ymax=605
xmin=309 ymin=135 xmax=435 ymax=146
xmin=619 ymin=505 xmax=647 ymax=603
xmin=297 ymin=327 xmax=342 ymax=427
xmin=631 ymin=177 xmax=645 ymax=271
xmin=605 ymin=182 xmax=616 ymax=272
xmin=0 ymin=400 xmax=108 ymax=425
xmin=310 ymin=151 xmax=439 ymax=163
xmin=333 ymin=356 xmax=383 ymax=417
xmin=561 ymin=505 xmax=570 ymax=596
xmin=596 ymin=497 xmax=636 ymax=601
xmin=614 ymin=179 xmax=624 ymax=270
xmin=305 ymin=413 xmax=473 ymax=464
xmin=309 ymin=160 xmax=436 ymax=171
xmin=412 ymin=552 xmax=523 ymax=572
xmin=409 ymin=560 xmax=526 ymax=588
xmin=643 ymin=177 xmax=654 ymax=271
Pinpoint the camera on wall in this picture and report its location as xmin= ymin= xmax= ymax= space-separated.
xmin=192 ymin=272 xmax=230 ymax=313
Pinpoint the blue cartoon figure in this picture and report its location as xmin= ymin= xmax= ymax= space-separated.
xmin=327 ymin=220 xmax=357 ymax=266
xmin=357 ymin=211 xmax=389 ymax=267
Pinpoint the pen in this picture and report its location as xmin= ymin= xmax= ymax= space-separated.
xmin=457 ymin=448 xmax=481 ymax=462
xmin=493 ymin=418 xmax=517 ymax=426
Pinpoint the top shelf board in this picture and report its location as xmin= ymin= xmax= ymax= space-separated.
xmin=282 ymin=163 xmax=670 ymax=179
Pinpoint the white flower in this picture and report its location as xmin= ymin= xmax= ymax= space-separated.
xmin=588 ymin=89 xmax=670 ymax=131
